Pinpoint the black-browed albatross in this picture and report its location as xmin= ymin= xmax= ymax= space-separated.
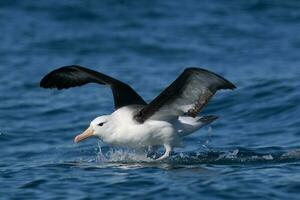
xmin=40 ymin=65 xmax=235 ymax=160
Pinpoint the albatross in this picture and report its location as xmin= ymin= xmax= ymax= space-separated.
xmin=40 ymin=65 xmax=235 ymax=160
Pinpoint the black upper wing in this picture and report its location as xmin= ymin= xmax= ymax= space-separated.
xmin=40 ymin=65 xmax=147 ymax=109
xmin=134 ymin=67 xmax=235 ymax=123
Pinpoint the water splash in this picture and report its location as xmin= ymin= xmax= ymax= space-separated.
xmin=95 ymin=141 xmax=107 ymax=163
xmin=281 ymin=149 xmax=300 ymax=160
xmin=92 ymin=144 xmax=300 ymax=165
xmin=95 ymin=142 xmax=153 ymax=163
xmin=167 ymin=148 xmax=300 ymax=165
xmin=216 ymin=149 xmax=239 ymax=160
xmin=202 ymin=126 xmax=213 ymax=151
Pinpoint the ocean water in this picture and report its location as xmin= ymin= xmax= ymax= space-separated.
xmin=1 ymin=0 xmax=300 ymax=199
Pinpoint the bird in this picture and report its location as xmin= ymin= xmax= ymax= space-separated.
xmin=40 ymin=65 xmax=236 ymax=160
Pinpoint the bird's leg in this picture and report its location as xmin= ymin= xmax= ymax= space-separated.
xmin=156 ymin=144 xmax=172 ymax=161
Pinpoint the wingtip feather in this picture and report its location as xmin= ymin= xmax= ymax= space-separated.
xmin=185 ymin=67 xmax=236 ymax=91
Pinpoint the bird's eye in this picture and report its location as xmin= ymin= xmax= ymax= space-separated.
xmin=98 ymin=122 xmax=105 ymax=126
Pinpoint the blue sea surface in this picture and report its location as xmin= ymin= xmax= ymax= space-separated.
xmin=1 ymin=0 xmax=300 ymax=199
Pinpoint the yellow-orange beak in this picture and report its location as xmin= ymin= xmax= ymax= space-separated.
xmin=74 ymin=126 xmax=94 ymax=143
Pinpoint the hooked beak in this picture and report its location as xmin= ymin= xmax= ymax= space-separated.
xmin=74 ymin=126 xmax=94 ymax=143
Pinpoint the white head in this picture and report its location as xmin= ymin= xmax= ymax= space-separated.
xmin=74 ymin=115 xmax=111 ymax=143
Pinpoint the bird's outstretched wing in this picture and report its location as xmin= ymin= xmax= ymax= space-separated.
xmin=40 ymin=65 xmax=147 ymax=109
xmin=134 ymin=68 xmax=235 ymax=123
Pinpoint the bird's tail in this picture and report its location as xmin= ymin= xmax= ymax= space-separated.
xmin=177 ymin=115 xmax=218 ymax=136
